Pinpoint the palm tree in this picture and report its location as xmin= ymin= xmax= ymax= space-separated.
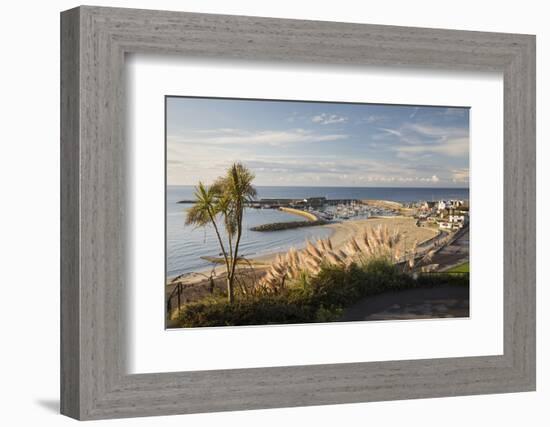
xmin=185 ymin=163 xmax=257 ymax=303
xmin=218 ymin=163 xmax=257 ymax=302
xmin=185 ymin=182 xmax=230 ymax=274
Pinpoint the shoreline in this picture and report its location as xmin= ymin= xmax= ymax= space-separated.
xmin=167 ymin=216 xmax=438 ymax=286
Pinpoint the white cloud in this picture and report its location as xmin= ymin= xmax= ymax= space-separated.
xmin=394 ymin=137 xmax=469 ymax=157
xmin=452 ymin=168 xmax=470 ymax=183
xmin=167 ymin=114 xmax=469 ymax=186
xmin=311 ymin=113 xmax=348 ymax=125
xmin=168 ymin=147 xmax=468 ymax=186
xmin=378 ymin=127 xmax=403 ymax=137
xmin=374 ymin=122 xmax=469 ymax=158
xmin=168 ymin=128 xmax=348 ymax=147
xmin=407 ymin=123 xmax=467 ymax=139
xmin=364 ymin=115 xmax=386 ymax=124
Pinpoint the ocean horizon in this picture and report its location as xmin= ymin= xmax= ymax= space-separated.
xmin=166 ymin=185 xmax=469 ymax=278
xmin=168 ymin=185 xmax=469 ymax=203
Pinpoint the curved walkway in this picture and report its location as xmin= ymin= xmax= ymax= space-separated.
xmin=339 ymin=285 xmax=469 ymax=321
xmin=432 ymin=227 xmax=469 ymax=271
xmin=278 ymin=206 xmax=320 ymax=221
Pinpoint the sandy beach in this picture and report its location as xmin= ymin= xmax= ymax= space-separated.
xmin=167 ymin=216 xmax=438 ymax=293
xmin=236 ymin=216 xmax=437 ymax=267
xmin=326 ymin=216 xmax=437 ymax=249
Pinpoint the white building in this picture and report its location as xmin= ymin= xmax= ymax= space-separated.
xmin=449 ymin=215 xmax=465 ymax=223
xmin=436 ymin=199 xmax=466 ymax=213
xmin=439 ymin=221 xmax=462 ymax=231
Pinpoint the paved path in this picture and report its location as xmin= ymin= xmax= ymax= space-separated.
xmin=432 ymin=227 xmax=469 ymax=271
xmin=340 ymin=285 xmax=469 ymax=321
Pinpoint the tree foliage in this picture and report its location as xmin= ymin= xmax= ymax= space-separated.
xmin=185 ymin=163 xmax=257 ymax=303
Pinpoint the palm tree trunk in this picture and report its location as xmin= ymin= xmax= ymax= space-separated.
xmin=227 ymin=233 xmax=233 ymax=271
xmin=207 ymin=210 xmax=231 ymax=284
xmin=227 ymin=205 xmax=243 ymax=304
xmin=227 ymin=233 xmax=234 ymax=303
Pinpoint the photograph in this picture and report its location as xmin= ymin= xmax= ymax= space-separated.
xmin=165 ymin=97 xmax=470 ymax=328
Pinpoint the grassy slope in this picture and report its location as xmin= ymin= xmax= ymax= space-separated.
xmin=447 ymin=262 xmax=470 ymax=273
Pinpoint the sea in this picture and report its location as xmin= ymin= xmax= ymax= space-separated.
xmin=167 ymin=185 xmax=469 ymax=278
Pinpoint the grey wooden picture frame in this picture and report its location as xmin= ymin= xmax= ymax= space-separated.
xmin=60 ymin=5 xmax=536 ymax=421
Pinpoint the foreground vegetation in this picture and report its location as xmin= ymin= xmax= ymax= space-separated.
xmin=179 ymin=173 xmax=467 ymax=327
xmin=447 ymin=262 xmax=470 ymax=273
xmin=175 ymin=258 xmax=468 ymax=328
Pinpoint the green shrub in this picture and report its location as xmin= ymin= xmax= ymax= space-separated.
xmin=176 ymin=258 xmax=469 ymax=327
xmin=315 ymin=306 xmax=343 ymax=323
xmin=177 ymin=295 xmax=316 ymax=327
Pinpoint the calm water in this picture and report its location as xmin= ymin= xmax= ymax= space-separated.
xmin=166 ymin=185 xmax=469 ymax=278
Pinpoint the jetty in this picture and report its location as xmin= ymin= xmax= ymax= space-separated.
xmin=250 ymin=207 xmax=327 ymax=232
xmin=250 ymin=219 xmax=327 ymax=232
xmin=178 ymin=196 xmax=366 ymax=209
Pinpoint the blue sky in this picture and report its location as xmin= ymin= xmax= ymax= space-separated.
xmin=166 ymin=97 xmax=469 ymax=188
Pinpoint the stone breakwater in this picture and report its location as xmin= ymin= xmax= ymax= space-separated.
xmin=250 ymin=207 xmax=326 ymax=232
xmin=250 ymin=219 xmax=327 ymax=232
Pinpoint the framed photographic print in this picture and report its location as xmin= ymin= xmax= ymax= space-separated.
xmin=61 ymin=6 xmax=536 ymax=420
xmin=165 ymin=96 xmax=471 ymax=329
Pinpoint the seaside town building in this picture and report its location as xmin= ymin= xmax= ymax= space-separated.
xmin=414 ymin=199 xmax=468 ymax=232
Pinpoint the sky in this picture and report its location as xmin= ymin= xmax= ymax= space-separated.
xmin=166 ymin=97 xmax=469 ymax=188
